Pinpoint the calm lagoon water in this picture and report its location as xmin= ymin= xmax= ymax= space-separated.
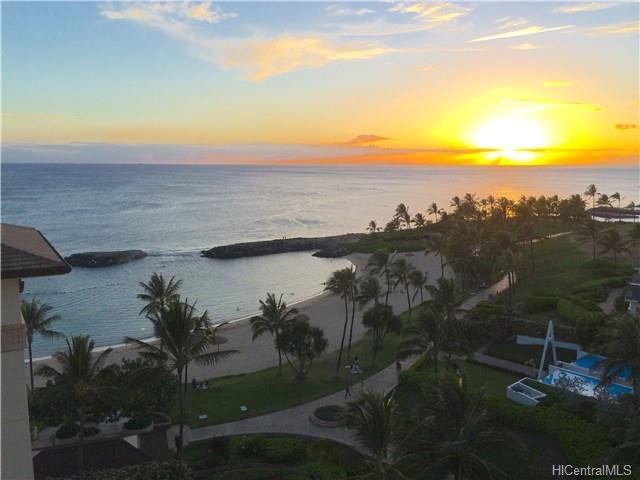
xmin=1 ymin=163 xmax=637 ymax=356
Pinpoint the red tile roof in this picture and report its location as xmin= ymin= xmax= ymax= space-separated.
xmin=1 ymin=224 xmax=71 ymax=279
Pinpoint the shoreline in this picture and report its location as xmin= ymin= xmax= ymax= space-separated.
xmin=29 ymin=253 xmax=364 ymax=364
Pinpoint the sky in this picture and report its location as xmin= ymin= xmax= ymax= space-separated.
xmin=2 ymin=1 xmax=639 ymax=166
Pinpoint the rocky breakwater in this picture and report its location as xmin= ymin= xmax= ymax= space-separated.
xmin=65 ymin=250 xmax=148 ymax=268
xmin=202 ymin=234 xmax=363 ymax=259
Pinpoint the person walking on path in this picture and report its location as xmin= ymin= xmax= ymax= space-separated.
xmin=345 ymin=381 xmax=352 ymax=399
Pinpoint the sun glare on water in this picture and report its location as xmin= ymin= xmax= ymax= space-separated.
xmin=471 ymin=116 xmax=551 ymax=163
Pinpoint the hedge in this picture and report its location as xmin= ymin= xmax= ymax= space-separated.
xmin=522 ymin=295 xmax=559 ymax=313
xmin=556 ymin=298 xmax=592 ymax=325
xmin=228 ymin=436 xmax=307 ymax=465
xmin=488 ymin=398 xmax=613 ymax=467
xmin=46 ymin=461 xmax=191 ymax=480
xmin=571 ymin=276 xmax=627 ymax=293
xmin=511 ymin=319 xmax=577 ymax=343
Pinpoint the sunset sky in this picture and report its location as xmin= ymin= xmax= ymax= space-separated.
xmin=2 ymin=1 xmax=639 ymax=165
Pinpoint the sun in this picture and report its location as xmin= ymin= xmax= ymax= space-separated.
xmin=470 ymin=115 xmax=551 ymax=163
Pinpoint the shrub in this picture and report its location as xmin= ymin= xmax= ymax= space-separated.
xmin=228 ymin=435 xmax=268 ymax=462
xmin=262 ymin=438 xmax=307 ymax=464
xmin=313 ymin=405 xmax=342 ymax=422
xmin=46 ymin=461 xmax=191 ymax=480
xmin=575 ymin=313 xmax=607 ymax=347
xmin=124 ymin=414 xmax=153 ymax=430
xmin=488 ymin=398 xmax=613 ymax=467
xmin=55 ymin=423 xmax=78 ymax=440
xmin=556 ymin=298 xmax=591 ymax=325
xmin=83 ymin=426 xmax=100 ymax=438
xmin=511 ymin=319 xmax=577 ymax=343
xmin=572 ymin=276 xmax=627 ymax=293
xmin=523 ymin=295 xmax=559 ymax=313
xmin=583 ymin=259 xmax=633 ymax=278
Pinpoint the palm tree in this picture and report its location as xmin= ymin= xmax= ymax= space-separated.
xmin=394 ymin=203 xmax=411 ymax=229
xmin=597 ymin=193 xmax=612 ymax=208
xmin=599 ymin=229 xmax=630 ymax=264
xmin=599 ymin=316 xmax=640 ymax=395
xmin=408 ymin=269 xmax=428 ymax=304
xmin=358 ymin=276 xmax=383 ymax=308
xmin=391 ymin=257 xmax=416 ymax=318
xmin=362 ymin=304 xmax=402 ymax=362
xmin=126 ymin=299 xmax=238 ymax=467
xmin=367 ymin=220 xmax=378 ymax=233
xmin=36 ymin=336 xmax=113 ymax=473
xmin=397 ymin=306 xmax=445 ymax=378
xmin=326 ymin=266 xmax=358 ymax=375
xmin=627 ymin=201 xmax=637 ymax=223
xmin=428 ymin=278 xmax=458 ymax=363
xmin=629 ymin=224 xmax=640 ymax=261
xmin=341 ymin=389 xmax=400 ymax=480
xmin=276 ymin=316 xmax=328 ymax=380
xmin=427 ymin=202 xmax=444 ymax=223
xmin=250 ymin=293 xmax=299 ymax=376
xmin=611 ymin=192 xmax=622 ymax=209
xmin=576 ymin=218 xmax=600 ymax=260
xmin=584 ymin=184 xmax=597 ymax=209
xmin=412 ymin=212 xmax=427 ymax=228
xmin=21 ymin=297 xmax=64 ymax=391
xmin=137 ymin=272 xmax=182 ymax=316
xmin=425 ymin=234 xmax=447 ymax=279
xmin=398 ymin=377 xmax=511 ymax=480
xmin=367 ymin=249 xmax=396 ymax=305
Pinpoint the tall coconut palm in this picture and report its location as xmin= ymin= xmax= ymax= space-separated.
xmin=428 ymin=278 xmax=458 ymax=363
xmin=21 ymin=297 xmax=64 ymax=391
xmin=367 ymin=249 xmax=396 ymax=305
xmin=391 ymin=257 xmax=416 ymax=318
xmin=611 ymin=192 xmax=622 ymax=209
xmin=627 ymin=201 xmax=637 ymax=223
xmin=397 ymin=306 xmax=445 ymax=378
xmin=412 ymin=212 xmax=427 ymax=228
xmin=425 ymin=234 xmax=447 ymax=279
xmin=362 ymin=304 xmax=402 ymax=362
xmin=599 ymin=316 xmax=640 ymax=395
xmin=341 ymin=389 xmax=400 ymax=480
xmin=584 ymin=184 xmax=598 ymax=209
xmin=408 ymin=269 xmax=428 ymax=304
xmin=126 ymin=299 xmax=238 ymax=467
xmin=598 ymin=229 xmax=630 ymax=264
xmin=394 ymin=203 xmax=411 ymax=229
xmin=326 ymin=266 xmax=358 ymax=374
xmin=250 ymin=293 xmax=299 ymax=376
xmin=137 ymin=272 xmax=182 ymax=316
xmin=397 ymin=377 xmax=511 ymax=480
xmin=597 ymin=193 xmax=612 ymax=208
xmin=276 ymin=316 xmax=328 ymax=380
xmin=629 ymin=224 xmax=640 ymax=261
xmin=427 ymin=202 xmax=444 ymax=223
xmin=358 ymin=276 xmax=383 ymax=308
xmin=36 ymin=336 xmax=113 ymax=473
xmin=576 ymin=218 xmax=600 ymax=261
xmin=367 ymin=220 xmax=378 ymax=233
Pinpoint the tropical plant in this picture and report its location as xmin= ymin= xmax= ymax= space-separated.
xmin=340 ymin=389 xmax=400 ymax=480
xmin=408 ymin=269 xmax=428 ymax=304
xmin=276 ymin=316 xmax=328 ymax=380
xmin=358 ymin=276 xmax=383 ymax=308
xmin=397 ymin=306 xmax=445 ymax=378
xmin=391 ymin=257 xmax=416 ymax=318
xmin=362 ymin=304 xmax=402 ymax=362
xmin=598 ymin=315 xmax=640 ymax=395
xmin=629 ymin=224 xmax=640 ymax=260
xmin=427 ymin=278 xmax=459 ymax=361
xmin=21 ymin=297 xmax=64 ymax=391
xmin=137 ymin=272 xmax=182 ymax=316
xmin=597 ymin=193 xmax=612 ymax=208
xmin=584 ymin=184 xmax=597 ymax=209
xmin=394 ymin=203 xmax=411 ymax=229
xmin=427 ymin=202 xmax=444 ymax=223
xmin=412 ymin=212 xmax=427 ymax=228
xmin=36 ymin=336 xmax=114 ymax=473
xmin=367 ymin=220 xmax=379 ymax=233
xmin=598 ymin=229 xmax=630 ymax=264
xmin=367 ymin=249 xmax=396 ymax=305
xmin=397 ymin=377 xmax=512 ymax=480
xmin=425 ymin=234 xmax=447 ymax=279
xmin=126 ymin=299 xmax=238 ymax=467
xmin=576 ymin=218 xmax=600 ymax=261
xmin=250 ymin=293 xmax=299 ymax=376
xmin=326 ymin=266 xmax=358 ymax=374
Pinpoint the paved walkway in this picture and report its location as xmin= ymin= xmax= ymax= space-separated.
xmin=598 ymin=287 xmax=623 ymax=315
xmin=189 ymin=360 xmax=403 ymax=451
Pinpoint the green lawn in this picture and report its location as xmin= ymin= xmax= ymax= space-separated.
xmin=184 ymin=309 xmax=410 ymax=427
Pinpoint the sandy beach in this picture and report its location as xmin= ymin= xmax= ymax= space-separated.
xmin=30 ymin=251 xmax=450 ymax=387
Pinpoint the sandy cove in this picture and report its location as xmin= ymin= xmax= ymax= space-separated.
xmin=29 ymin=251 xmax=451 ymax=387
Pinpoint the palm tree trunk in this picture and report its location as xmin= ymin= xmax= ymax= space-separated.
xmin=385 ymin=273 xmax=391 ymax=305
xmin=529 ymin=239 xmax=535 ymax=272
xmin=275 ymin=331 xmax=283 ymax=376
xmin=177 ymin=367 xmax=185 ymax=468
xmin=28 ymin=341 xmax=34 ymax=392
xmin=405 ymin=282 xmax=412 ymax=318
xmin=335 ymin=297 xmax=349 ymax=376
xmin=347 ymin=296 xmax=356 ymax=359
xmin=78 ymin=409 xmax=85 ymax=473
xmin=184 ymin=364 xmax=189 ymax=394
xmin=440 ymin=255 xmax=445 ymax=278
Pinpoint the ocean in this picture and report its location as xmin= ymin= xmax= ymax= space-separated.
xmin=1 ymin=163 xmax=637 ymax=356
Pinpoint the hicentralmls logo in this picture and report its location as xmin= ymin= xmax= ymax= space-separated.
xmin=552 ymin=465 xmax=633 ymax=477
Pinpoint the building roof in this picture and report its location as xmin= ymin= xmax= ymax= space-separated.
xmin=33 ymin=438 xmax=152 ymax=480
xmin=624 ymin=285 xmax=640 ymax=303
xmin=1 ymin=224 xmax=71 ymax=279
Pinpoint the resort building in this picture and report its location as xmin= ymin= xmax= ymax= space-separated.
xmin=624 ymin=267 xmax=640 ymax=317
xmin=1 ymin=224 xmax=71 ymax=480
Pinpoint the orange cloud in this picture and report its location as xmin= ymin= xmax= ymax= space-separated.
xmin=616 ymin=123 xmax=638 ymax=130
xmin=343 ymin=134 xmax=391 ymax=146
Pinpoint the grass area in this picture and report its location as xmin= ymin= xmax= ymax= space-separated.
xmin=349 ymin=229 xmax=431 ymax=254
xmin=485 ymin=341 xmax=577 ymax=369
xmin=184 ymin=308 xmax=411 ymax=427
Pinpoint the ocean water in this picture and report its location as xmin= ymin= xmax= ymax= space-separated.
xmin=1 ymin=163 xmax=638 ymax=356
